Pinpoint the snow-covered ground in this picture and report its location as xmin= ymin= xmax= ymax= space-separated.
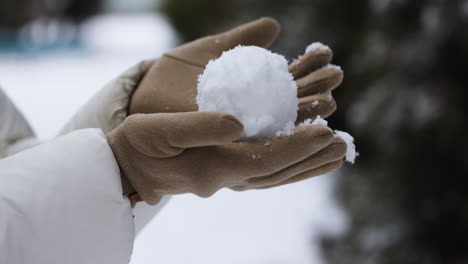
xmin=0 ymin=13 xmax=346 ymax=264
xmin=131 ymin=179 xmax=346 ymax=264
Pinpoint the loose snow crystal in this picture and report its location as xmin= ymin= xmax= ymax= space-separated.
xmin=197 ymin=45 xmax=298 ymax=139
xmin=299 ymin=115 xmax=328 ymax=127
xmin=312 ymin=116 xmax=328 ymax=126
xmin=275 ymin=121 xmax=296 ymax=136
xmin=334 ymin=130 xmax=358 ymax=164
xmin=305 ymin=42 xmax=330 ymax=54
xmin=324 ymin=64 xmax=342 ymax=71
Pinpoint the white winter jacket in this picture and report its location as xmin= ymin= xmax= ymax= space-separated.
xmin=0 ymin=60 xmax=169 ymax=264
xmin=0 ymin=89 xmax=40 ymax=158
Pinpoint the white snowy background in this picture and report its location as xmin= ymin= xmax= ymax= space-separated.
xmin=0 ymin=12 xmax=347 ymax=264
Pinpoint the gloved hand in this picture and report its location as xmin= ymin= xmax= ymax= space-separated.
xmin=107 ymin=111 xmax=346 ymax=205
xmin=129 ymin=17 xmax=343 ymax=124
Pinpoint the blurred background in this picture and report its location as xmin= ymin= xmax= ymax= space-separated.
xmin=1 ymin=0 xmax=467 ymax=263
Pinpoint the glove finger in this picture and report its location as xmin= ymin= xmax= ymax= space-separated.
xmin=218 ymin=125 xmax=333 ymax=177
xmin=130 ymin=56 xmax=202 ymax=114
xmin=296 ymin=95 xmax=336 ymax=124
xmin=138 ymin=124 xmax=333 ymax=198
xmin=253 ymin=160 xmax=343 ymax=190
xmin=289 ymin=48 xmax=332 ymax=79
xmin=296 ymin=65 xmax=343 ymax=97
xmin=122 ymin=112 xmax=244 ymax=158
xmin=229 ymin=137 xmax=346 ymax=190
xmin=215 ymin=17 xmax=280 ymax=51
xmin=166 ymin=17 xmax=280 ymax=67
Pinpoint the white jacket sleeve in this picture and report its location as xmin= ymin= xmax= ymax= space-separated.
xmin=58 ymin=59 xmax=155 ymax=135
xmin=0 ymin=129 xmax=134 ymax=264
xmin=57 ymin=59 xmax=171 ymax=236
xmin=0 ymin=88 xmax=41 ymax=158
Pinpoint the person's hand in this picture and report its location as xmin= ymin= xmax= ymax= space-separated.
xmin=129 ymin=17 xmax=343 ymax=124
xmin=107 ymin=112 xmax=346 ymax=205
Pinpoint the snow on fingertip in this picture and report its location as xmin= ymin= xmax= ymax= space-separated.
xmin=324 ymin=64 xmax=342 ymax=71
xmin=312 ymin=116 xmax=328 ymax=126
xmin=197 ymin=45 xmax=298 ymax=140
xmin=323 ymin=91 xmax=333 ymax=101
xmin=334 ymin=130 xmax=358 ymax=164
xmin=300 ymin=116 xmax=358 ymax=164
xmin=305 ymin=42 xmax=330 ymax=54
xmin=299 ymin=115 xmax=328 ymax=127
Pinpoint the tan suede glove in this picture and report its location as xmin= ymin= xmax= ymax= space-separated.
xmin=107 ymin=112 xmax=346 ymax=205
xmin=129 ymin=17 xmax=343 ymax=124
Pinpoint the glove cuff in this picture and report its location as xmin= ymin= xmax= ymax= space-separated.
xmin=119 ymin=167 xmax=136 ymax=197
xmin=106 ymin=124 xmax=164 ymax=205
xmin=59 ymin=59 xmax=155 ymax=136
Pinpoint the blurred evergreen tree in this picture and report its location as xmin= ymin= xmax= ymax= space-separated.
xmin=0 ymin=0 xmax=102 ymax=49
xmin=0 ymin=0 xmax=42 ymax=31
xmin=62 ymin=0 xmax=102 ymax=23
xmin=160 ymin=0 xmax=468 ymax=263
xmin=0 ymin=0 xmax=102 ymax=30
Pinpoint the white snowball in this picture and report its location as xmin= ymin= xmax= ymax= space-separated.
xmin=197 ymin=45 xmax=298 ymax=140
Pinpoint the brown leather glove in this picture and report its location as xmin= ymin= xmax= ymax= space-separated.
xmin=129 ymin=17 xmax=342 ymax=124
xmin=107 ymin=112 xmax=346 ymax=205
